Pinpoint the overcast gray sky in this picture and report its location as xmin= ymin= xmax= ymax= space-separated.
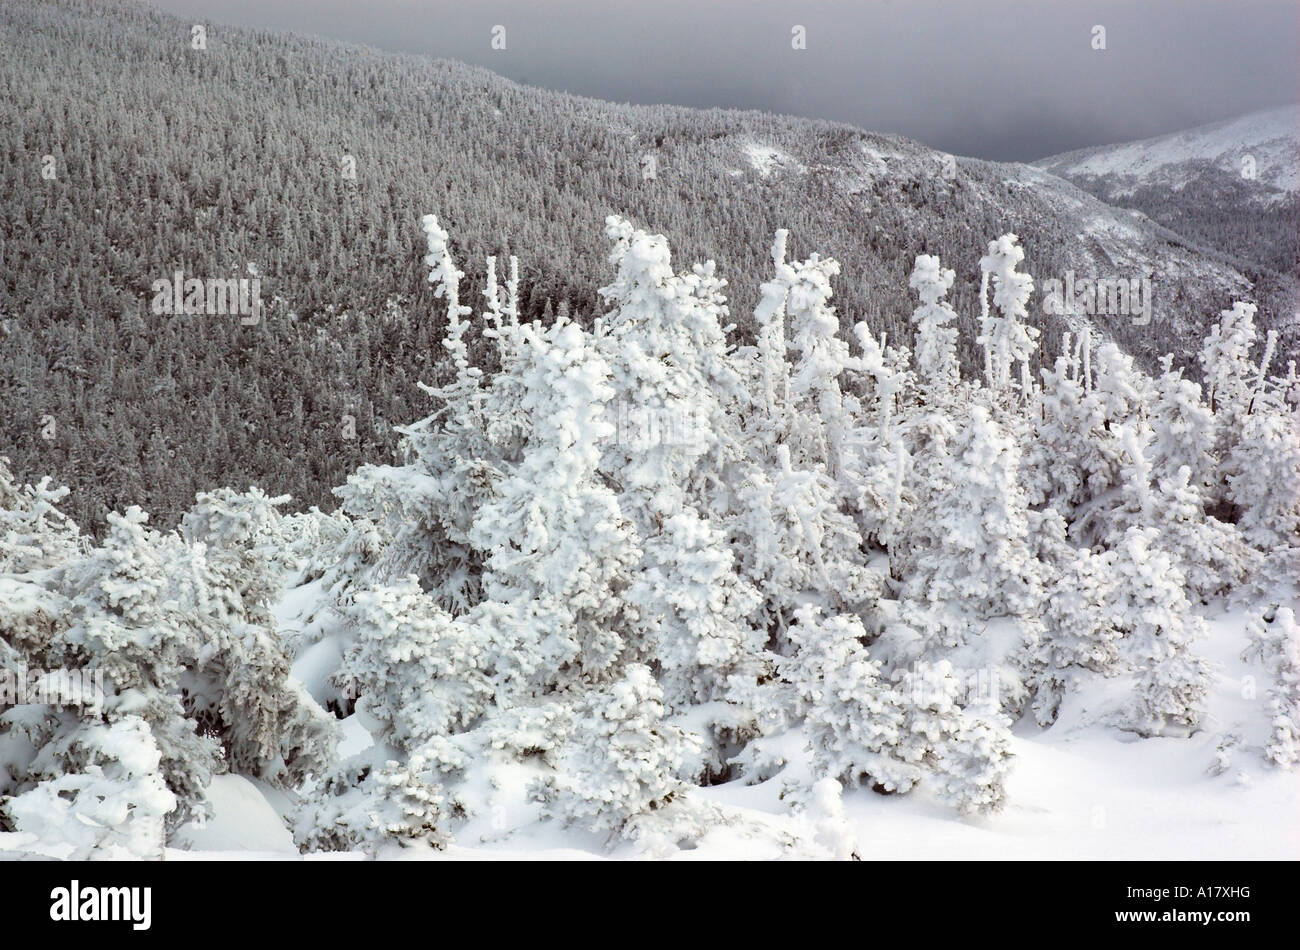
xmin=150 ymin=0 xmax=1298 ymax=161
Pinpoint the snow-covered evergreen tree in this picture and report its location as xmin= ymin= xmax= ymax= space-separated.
xmin=1199 ymin=301 xmax=1259 ymax=422
xmin=903 ymin=406 xmax=1042 ymax=648
xmin=1112 ymin=527 xmax=1213 ymax=737
xmin=4 ymin=716 xmax=175 ymax=859
xmin=54 ymin=508 xmax=216 ymax=827
xmin=0 ymin=459 xmax=81 ymax=574
xmin=177 ymin=488 xmax=337 ymax=785
xmin=468 ymin=318 xmax=641 ymax=688
xmin=1242 ymin=607 xmax=1299 ymax=769
xmin=333 ymin=577 xmax=492 ymax=752
xmin=1222 ymin=399 xmax=1300 ymax=551
xmin=1148 ymin=356 xmax=1217 ymax=493
xmin=781 ymin=606 xmax=915 ymax=794
xmin=295 ymin=754 xmax=448 ymax=855
xmin=977 ymin=234 xmax=1039 ymax=394
xmin=1028 ymin=539 xmax=1120 ymax=725
xmin=594 ymin=216 xmax=762 ymax=719
xmin=892 ymin=661 xmax=1013 ymax=814
xmin=908 ymin=254 xmax=960 ymax=393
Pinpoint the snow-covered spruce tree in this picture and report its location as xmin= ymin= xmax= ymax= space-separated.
xmin=301 ymin=238 xmax=650 ymax=849
xmin=532 ymin=664 xmax=697 ymax=838
xmin=772 ymin=607 xmax=1013 ymax=814
xmin=0 ymin=488 xmax=175 ymax=856
xmin=1195 ymin=300 xmax=1299 ymax=545
xmin=807 ymin=777 xmax=860 ymax=860
xmin=737 ymin=444 xmax=880 ymax=624
xmin=890 ymin=257 xmax=966 ymax=571
xmin=0 ymin=458 xmax=81 ymax=574
xmin=1023 ymin=337 xmax=1098 ymax=519
xmin=330 ymin=577 xmax=493 ymax=753
xmin=780 ymin=606 xmax=917 ymax=794
xmin=1028 ymin=539 xmax=1121 ymax=725
xmin=1148 ymin=355 xmax=1218 ymax=494
xmin=0 ymin=574 xmax=74 ymax=836
xmin=50 ymin=507 xmax=217 ymax=828
xmin=783 ymin=246 xmax=853 ymax=479
xmin=1199 ymin=301 xmax=1259 ymax=425
xmin=977 ymin=234 xmax=1039 ymax=395
xmin=294 ymin=753 xmax=449 ymax=855
xmin=297 ymin=575 xmax=517 ymax=853
xmin=1059 ymin=342 xmax=1152 ymax=545
xmin=1221 ymin=381 xmax=1300 ymax=553
xmin=892 ymin=661 xmax=1014 ymax=814
xmin=594 ymin=217 xmax=763 ymax=731
xmin=750 ymin=228 xmax=797 ymax=443
xmin=304 ymin=215 xmax=753 ymax=846
xmin=1190 ymin=301 xmax=1300 ymax=553
xmin=1102 ymin=423 xmax=1161 ymax=544
xmin=1150 ymin=465 xmax=1253 ymax=601
xmin=784 ymin=247 xmax=896 ymax=599
xmin=733 ymin=231 xmax=880 ymax=627
xmin=908 ymin=254 xmax=960 ymax=395
xmin=330 ymin=214 xmax=527 ymax=614
xmin=1111 ymin=526 xmax=1214 ymax=737
xmin=177 ymin=488 xmax=338 ymax=786
xmin=1241 ymin=607 xmax=1300 ymax=768
xmin=933 ymin=697 xmax=1014 ymax=814
xmin=901 ymin=406 xmax=1042 ymax=650
xmin=847 ymin=321 xmax=914 ymax=549
xmin=468 ymin=317 xmax=641 ymax=689
xmin=8 ymin=496 xmax=335 ymax=846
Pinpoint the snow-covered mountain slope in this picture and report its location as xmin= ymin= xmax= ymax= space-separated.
xmin=1038 ymin=106 xmax=1299 ymax=199
xmin=1036 ymin=107 xmax=1300 ymax=275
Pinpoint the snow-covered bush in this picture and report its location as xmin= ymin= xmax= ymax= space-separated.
xmin=333 ymin=577 xmax=492 ymax=751
xmin=4 ymin=716 xmax=175 ymax=859
xmin=294 ymin=754 xmax=448 ymax=854
xmin=531 ymin=665 xmax=697 ymax=838
xmin=1029 ymin=542 xmax=1121 ymax=725
xmin=0 ymin=458 xmax=81 ymax=574
xmin=892 ymin=661 xmax=1013 ymax=814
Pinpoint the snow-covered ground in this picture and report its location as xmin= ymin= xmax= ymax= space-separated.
xmin=741 ymin=141 xmax=803 ymax=178
xmin=165 ymin=600 xmax=1298 ymax=861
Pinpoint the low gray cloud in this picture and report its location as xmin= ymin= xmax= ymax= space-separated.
xmin=150 ymin=0 xmax=1298 ymax=160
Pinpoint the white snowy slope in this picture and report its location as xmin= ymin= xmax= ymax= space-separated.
xmin=1036 ymin=105 xmax=1300 ymax=201
xmin=164 ymin=596 xmax=1298 ymax=861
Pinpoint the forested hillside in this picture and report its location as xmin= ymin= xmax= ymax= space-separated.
xmin=1 ymin=0 xmax=1293 ymax=533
